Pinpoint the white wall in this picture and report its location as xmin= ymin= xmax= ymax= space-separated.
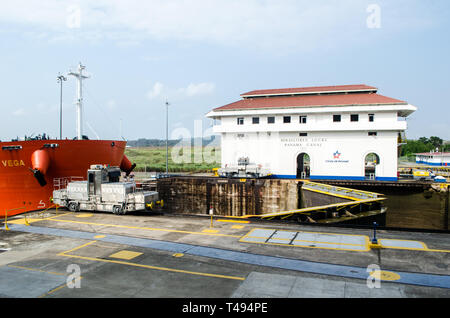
xmin=210 ymin=106 xmax=414 ymax=181
xmin=221 ymin=130 xmax=398 ymax=180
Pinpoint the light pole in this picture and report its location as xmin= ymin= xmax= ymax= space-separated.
xmin=57 ymin=74 xmax=67 ymax=140
xmin=165 ymin=100 xmax=170 ymax=175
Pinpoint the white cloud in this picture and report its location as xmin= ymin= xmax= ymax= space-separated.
xmin=12 ymin=108 xmax=26 ymax=116
xmin=147 ymin=82 xmax=165 ymax=99
xmin=184 ymin=83 xmax=216 ymax=97
xmin=0 ymin=0 xmax=441 ymax=51
xmin=147 ymin=82 xmax=215 ymax=101
xmin=106 ymin=99 xmax=117 ymax=110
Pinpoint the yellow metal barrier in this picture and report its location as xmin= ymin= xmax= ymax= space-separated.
xmin=3 ymin=207 xmax=26 ymax=231
xmin=38 ymin=204 xmax=59 ymax=218
xmin=241 ymin=198 xmax=386 ymax=220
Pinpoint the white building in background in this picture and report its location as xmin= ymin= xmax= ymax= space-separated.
xmin=206 ymin=84 xmax=417 ymax=181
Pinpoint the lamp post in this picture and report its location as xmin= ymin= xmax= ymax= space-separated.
xmin=165 ymin=100 xmax=170 ymax=175
xmin=57 ymin=74 xmax=67 ymax=139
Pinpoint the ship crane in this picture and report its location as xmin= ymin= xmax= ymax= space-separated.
xmin=68 ymin=63 xmax=90 ymax=140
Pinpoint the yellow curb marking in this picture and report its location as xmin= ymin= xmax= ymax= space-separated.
xmin=370 ymin=270 xmax=401 ymax=281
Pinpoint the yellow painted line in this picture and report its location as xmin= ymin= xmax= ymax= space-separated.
xmin=45 ymin=217 xmax=241 ymax=238
xmin=231 ymin=225 xmax=245 ymax=229
xmin=59 ymin=240 xmax=98 ymax=255
xmin=173 ymin=253 xmax=184 ymax=258
xmin=7 ymin=264 xmax=66 ymax=276
xmin=370 ymin=270 xmax=401 ymax=281
xmin=94 ymin=235 xmax=106 ymax=239
xmin=379 ymin=239 xmax=428 ymax=251
xmin=424 ymin=248 xmax=450 ymax=253
xmin=39 ymin=212 xmax=72 ymax=220
xmin=75 ymin=213 xmax=93 ymax=218
xmin=202 ymin=229 xmax=219 ymax=234
xmin=378 ymin=239 xmax=450 ymax=253
xmin=216 ymin=219 xmax=250 ymax=224
xmin=39 ymin=283 xmax=69 ymax=298
xmin=59 ymin=241 xmax=244 ymax=281
xmin=109 ymin=250 xmax=143 ymax=260
xmin=8 ymin=218 xmax=42 ymax=225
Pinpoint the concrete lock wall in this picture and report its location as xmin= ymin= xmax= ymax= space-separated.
xmin=157 ymin=178 xmax=300 ymax=216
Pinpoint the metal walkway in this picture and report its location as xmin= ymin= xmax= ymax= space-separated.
xmin=240 ymin=181 xmax=385 ymax=221
xmin=7 ymin=224 xmax=450 ymax=289
xmin=241 ymin=228 xmax=370 ymax=252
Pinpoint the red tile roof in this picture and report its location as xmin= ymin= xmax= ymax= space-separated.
xmin=214 ymin=91 xmax=407 ymax=112
xmin=241 ymin=84 xmax=378 ymax=97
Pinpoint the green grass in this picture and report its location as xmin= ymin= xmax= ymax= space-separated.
xmin=125 ymin=146 xmax=221 ymax=172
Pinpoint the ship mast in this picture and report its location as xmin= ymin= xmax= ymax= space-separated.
xmin=68 ymin=63 xmax=90 ymax=140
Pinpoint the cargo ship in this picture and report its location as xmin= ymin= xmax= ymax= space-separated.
xmin=0 ymin=63 xmax=135 ymax=217
xmin=0 ymin=139 xmax=135 ymax=217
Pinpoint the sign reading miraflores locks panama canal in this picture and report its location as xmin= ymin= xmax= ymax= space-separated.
xmin=206 ymin=84 xmax=417 ymax=180
xmin=281 ymin=137 xmax=327 ymax=148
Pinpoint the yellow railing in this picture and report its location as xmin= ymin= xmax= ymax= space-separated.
xmin=302 ymin=181 xmax=381 ymax=200
xmin=3 ymin=207 xmax=26 ymax=231
xmin=37 ymin=204 xmax=60 ymax=218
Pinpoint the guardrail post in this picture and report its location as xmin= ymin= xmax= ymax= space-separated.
xmin=24 ymin=214 xmax=30 ymax=226
xmin=4 ymin=209 xmax=10 ymax=231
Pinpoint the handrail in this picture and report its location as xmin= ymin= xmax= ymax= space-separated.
xmin=37 ymin=204 xmax=60 ymax=217
xmin=3 ymin=207 xmax=26 ymax=231
xmin=241 ymin=198 xmax=386 ymax=219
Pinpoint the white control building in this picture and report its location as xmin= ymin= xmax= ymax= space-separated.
xmin=206 ymin=84 xmax=417 ymax=181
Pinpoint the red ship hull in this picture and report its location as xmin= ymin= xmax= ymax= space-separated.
xmin=0 ymin=139 xmax=128 ymax=217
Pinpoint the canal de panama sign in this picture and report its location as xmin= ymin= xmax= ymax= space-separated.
xmin=325 ymin=150 xmax=349 ymax=163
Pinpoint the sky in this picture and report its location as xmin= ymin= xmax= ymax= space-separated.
xmin=0 ymin=0 xmax=449 ymax=142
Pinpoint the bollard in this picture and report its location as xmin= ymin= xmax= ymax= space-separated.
xmin=369 ymin=221 xmax=382 ymax=249
xmin=372 ymin=222 xmax=378 ymax=244
xmin=209 ymin=206 xmax=214 ymax=228
xmin=24 ymin=214 xmax=30 ymax=226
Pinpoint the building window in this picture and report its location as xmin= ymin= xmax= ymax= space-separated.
xmin=333 ymin=115 xmax=341 ymax=122
xmin=299 ymin=116 xmax=307 ymax=124
xmin=237 ymin=117 xmax=244 ymax=125
xmin=350 ymin=114 xmax=359 ymax=122
xmin=267 ymin=116 xmax=275 ymax=124
xmin=299 ymin=133 xmax=308 ymax=137
xmin=252 ymin=117 xmax=259 ymax=124
xmin=283 ymin=116 xmax=291 ymax=123
xmin=368 ymin=114 xmax=375 ymax=122
xmin=368 ymin=132 xmax=377 ymax=136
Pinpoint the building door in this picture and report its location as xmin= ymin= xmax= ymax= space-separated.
xmin=365 ymin=153 xmax=380 ymax=180
xmin=296 ymin=153 xmax=310 ymax=179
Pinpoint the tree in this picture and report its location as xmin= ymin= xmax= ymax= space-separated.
xmin=429 ymin=136 xmax=443 ymax=149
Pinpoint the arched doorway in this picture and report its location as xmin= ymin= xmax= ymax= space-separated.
xmin=296 ymin=153 xmax=310 ymax=179
xmin=364 ymin=153 xmax=380 ymax=180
